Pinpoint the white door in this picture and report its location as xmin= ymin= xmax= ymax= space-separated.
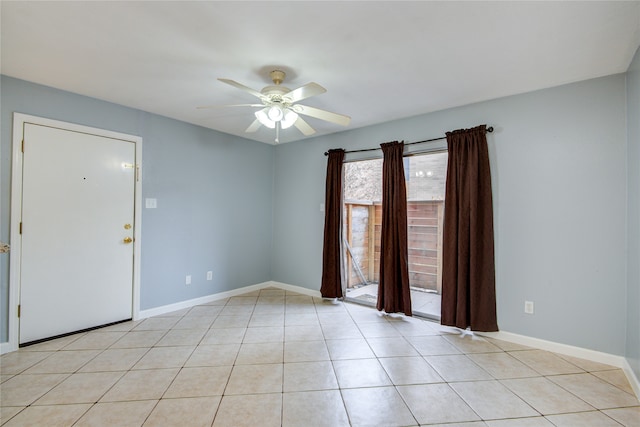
xmin=19 ymin=123 xmax=136 ymax=344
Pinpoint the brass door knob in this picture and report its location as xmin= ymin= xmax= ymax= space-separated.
xmin=123 ymin=237 xmax=133 ymax=244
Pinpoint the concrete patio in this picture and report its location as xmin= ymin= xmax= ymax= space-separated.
xmin=346 ymin=284 xmax=441 ymax=320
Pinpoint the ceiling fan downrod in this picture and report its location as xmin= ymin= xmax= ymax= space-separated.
xmin=270 ymin=70 xmax=285 ymax=85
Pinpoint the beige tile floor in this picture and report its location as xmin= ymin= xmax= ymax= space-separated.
xmin=1 ymin=287 xmax=638 ymax=426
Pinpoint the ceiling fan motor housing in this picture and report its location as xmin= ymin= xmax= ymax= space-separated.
xmin=261 ymin=70 xmax=291 ymax=101
xmin=261 ymin=86 xmax=291 ymax=98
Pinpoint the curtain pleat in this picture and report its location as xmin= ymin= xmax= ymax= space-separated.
xmin=441 ymin=125 xmax=498 ymax=331
xmin=377 ymin=141 xmax=412 ymax=316
xmin=321 ymin=149 xmax=346 ymax=298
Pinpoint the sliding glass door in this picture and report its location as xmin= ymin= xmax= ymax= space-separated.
xmin=343 ymin=151 xmax=448 ymax=319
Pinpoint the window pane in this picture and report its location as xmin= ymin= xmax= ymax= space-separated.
xmin=405 ymin=153 xmax=448 ymax=296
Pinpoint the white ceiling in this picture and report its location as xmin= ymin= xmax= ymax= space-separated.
xmin=2 ymin=1 xmax=639 ymax=145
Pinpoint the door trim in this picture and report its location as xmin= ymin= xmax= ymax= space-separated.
xmin=5 ymin=113 xmax=143 ymax=354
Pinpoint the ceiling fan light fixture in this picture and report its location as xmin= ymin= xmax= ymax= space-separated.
xmin=255 ymin=109 xmax=276 ymax=128
xmin=267 ymin=105 xmax=284 ymax=122
xmin=281 ymin=110 xmax=298 ymax=129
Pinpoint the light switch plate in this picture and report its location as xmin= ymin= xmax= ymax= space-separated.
xmin=524 ymin=301 xmax=534 ymax=314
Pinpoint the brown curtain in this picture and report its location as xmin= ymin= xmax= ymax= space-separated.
xmin=441 ymin=125 xmax=498 ymax=331
xmin=321 ymin=149 xmax=345 ymax=298
xmin=377 ymin=141 xmax=412 ymax=316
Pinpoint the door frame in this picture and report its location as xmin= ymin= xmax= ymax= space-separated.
xmin=4 ymin=113 xmax=143 ymax=353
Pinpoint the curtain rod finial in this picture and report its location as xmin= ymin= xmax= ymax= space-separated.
xmin=487 ymin=126 xmax=494 ymax=133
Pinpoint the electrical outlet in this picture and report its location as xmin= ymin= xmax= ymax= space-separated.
xmin=524 ymin=301 xmax=534 ymax=314
xmin=186 ymin=275 xmax=191 ymax=285
xmin=207 ymin=271 xmax=213 ymax=280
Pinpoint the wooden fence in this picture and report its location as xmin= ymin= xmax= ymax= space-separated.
xmin=345 ymin=200 xmax=444 ymax=293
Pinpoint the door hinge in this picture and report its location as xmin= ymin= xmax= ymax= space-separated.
xmin=21 ymin=139 xmax=24 ymax=152
xmin=19 ymin=222 xmax=22 ymax=234
xmin=17 ymin=305 xmax=20 ymax=318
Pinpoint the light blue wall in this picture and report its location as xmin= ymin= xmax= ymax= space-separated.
xmin=0 ymin=76 xmax=274 ymax=342
xmin=626 ymin=47 xmax=640 ymax=379
xmin=1 ymin=71 xmax=635 ymax=360
xmin=272 ymin=74 xmax=629 ymax=356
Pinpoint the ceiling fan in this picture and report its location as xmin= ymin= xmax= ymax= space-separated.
xmin=199 ymin=70 xmax=351 ymax=143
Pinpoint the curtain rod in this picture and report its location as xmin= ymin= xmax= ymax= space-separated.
xmin=323 ymin=126 xmax=494 ymax=156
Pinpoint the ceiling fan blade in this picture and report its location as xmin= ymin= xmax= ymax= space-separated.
xmin=218 ymin=78 xmax=265 ymax=99
xmin=283 ymin=82 xmax=326 ymax=103
xmin=293 ymin=104 xmax=351 ymax=126
xmin=196 ymin=104 xmax=263 ymax=109
xmin=245 ymin=119 xmax=262 ymax=133
xmin=293 ymin=116 xmax=316 ymax=136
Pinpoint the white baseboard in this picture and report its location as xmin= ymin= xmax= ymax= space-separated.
xmin=138 ymin=281 xmax=274 ymax=319
xmin=622 ymin=359 xmax=640 ymax=401
xmin=477 ymin=330 xmax=625 ymax=367
xmin=137 ymin=281 xmax=321 ymax=319
xmin=269 ymin=281 xmax=322 ymax=298
xmin=477 ymin=330 xmax=640 ymax=401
